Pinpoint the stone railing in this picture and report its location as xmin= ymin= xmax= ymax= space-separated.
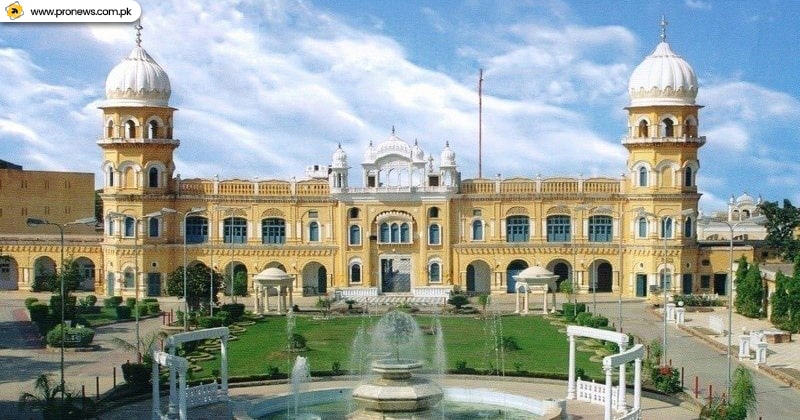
xmin=460 ymin=177 xmax=620 ymax=196
xmin=186 ymin=382 xmax=225 ymax=408
xmin=576 ymin=378 xmax=618 ymax=409
xmin=335 ymin=287 xmax=379 ymax=300
xmin=616 ymin=408 xmax=642 ymax=420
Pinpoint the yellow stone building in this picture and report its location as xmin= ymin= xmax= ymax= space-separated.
xmin=0 ymin=29 xmax=758 ymax=300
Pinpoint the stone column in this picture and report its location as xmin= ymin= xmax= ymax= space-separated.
xmin=253 ymin=284 xmax=260 ymax=314
xmin=523 ymin=286 xmax=529 ymax=314
xmin=739 ymin=335 xmax=751 ymax=360
xmin=618 ymin=349 xmax=627 ymax=410
xmin=221 ymin=335 xmax=229 ymax=397
xmin=178 ymin=367 xmax=187 ymax=420
xmin=515 ymin=287 xmax=521 ymax=313
xmin=675 ymin=307 xmax=685 ymax=324
xmin=541 ymin=288 xmax=548 ymax=314
xmin=265 ymin=287 xmax=271 ymax=313
xmin=168 ymin=346 xmax=177 ymax=417
xmin=567 ymin=334 xmax=576 ymax=399
xmin=288 ymin=287 xmax=294 ymax=309
xmin=604 ymin=365 xmax=613 ymax=420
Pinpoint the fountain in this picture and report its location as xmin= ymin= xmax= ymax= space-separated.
xmin=242 ymin=310 xmax=562 ymax=419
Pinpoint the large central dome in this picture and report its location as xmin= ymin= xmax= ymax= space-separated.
xmin=628 ymin=41 xmax=697 ymax=107
xmin=104 ymin=45 xmax=171 ymax=107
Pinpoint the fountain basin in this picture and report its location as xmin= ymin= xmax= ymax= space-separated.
xmin=352 ymin=359 xmax=443 ymax=413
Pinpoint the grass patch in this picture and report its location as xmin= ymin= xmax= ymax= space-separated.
xmin=78 ymin=307 xmax=120 ymax=327
xmin=194 ymin=314 xmax=602 ymax=380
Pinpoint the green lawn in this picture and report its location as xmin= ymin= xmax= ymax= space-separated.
xmin=194 ymin=313 xmax=604 ymax=381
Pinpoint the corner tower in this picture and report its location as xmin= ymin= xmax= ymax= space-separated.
xmin=97 ymin=24 xmax=178 ymax=196
xmin=623 ymin=20 xmax=705 ymax=197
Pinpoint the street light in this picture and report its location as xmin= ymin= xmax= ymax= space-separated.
xmin=573 ymin=204 xmax=590 ymax=313
xmin=156 ymin=207 xmax=207 ymax=331
xmin=107 ymin=211 xmax=162 ymax=361
xmin=637 ymin=208 xmax=693 ymax=367
xmin=698 ymin=214 xmax=767 ymax=398
xmin=26 ymin=216 xmax=96 ymax=413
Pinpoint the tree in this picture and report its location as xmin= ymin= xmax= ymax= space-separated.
xmin=165 ymin=264 xmax=223 ymax=312
xmin=447 ymin=294 xmax=470 ymax=310
xmin=734 ymin=257 xmax=763 ymax=318
xmin=18 ymin=374 xmax=94 ymax=419
xmin=760 ymin=200 xmax=800 ymax=262
xmin=702 ymin=366 xmax=757 ymax=420
xmin=478 ymin=294 xmax=490 ymax=316
xmin=771 ymin=272 xmax=790 ymax=325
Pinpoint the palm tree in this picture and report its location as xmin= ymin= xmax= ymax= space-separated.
xmin=18 ymin=374 xmax=92 ymax=419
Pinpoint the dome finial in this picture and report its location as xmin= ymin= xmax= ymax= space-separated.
xmin=659 ymin=15 xmax=668 ymax=42
xmin=134 ymin=20 xmax=143 ymax=47
xmin=391 ymin=125 xmax=395 ymax=135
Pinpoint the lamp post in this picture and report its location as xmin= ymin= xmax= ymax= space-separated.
xmin=157 ymin=207 xmax=207 ymax=331
xmin=698 ymin=214 xmax=766 ymax=398
xmin=26 ymin=216 xmax=96 ymax=412
xmin=573 ymin=204 xmax=590 ymax=312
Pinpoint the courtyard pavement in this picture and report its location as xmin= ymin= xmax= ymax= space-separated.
xmin=1 ymin=290 xmax=799 ymax=419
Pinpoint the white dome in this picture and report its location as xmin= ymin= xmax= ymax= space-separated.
xmin=411 ymin=140 xmax=426 ymax=162
xmin=332 ymin=144 xmax=348 ymax=168
xmin=104 ymin=46 xmax=171 ymax=107
xmin=628 ymin=41 xmax=697 ymax=107
xmin=440 ymin=142 xmax=456 ymax=167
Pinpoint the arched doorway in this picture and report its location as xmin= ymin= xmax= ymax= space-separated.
xmin=302 ymin=262 xmax=327 ymax=296
xmin=466 ymin=260 xmax=491 ymax=294
xmin=0 ymin=257 xmax=19 ymax=290
xmin=594 ymin=261 xmax=613 ymax=292
xmin=222 ymin=261 xmax=247 ymax=297
xmin=506 ymin=260 xmax=528 ymax=293
xmin=74 ymin=257 xmax=96 ymax=291
xmin=33 ymin=256 xmax=56 ymax=291
xmin=547 ymin=260 xmax=571 ymax=291
xmin=265 ymin=261 xmax=286 ymax=272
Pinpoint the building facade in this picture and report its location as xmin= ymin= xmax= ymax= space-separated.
xmin=0 ymin=27 xmax=758 ymax=299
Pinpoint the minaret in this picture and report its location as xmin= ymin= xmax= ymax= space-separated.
xmin=330 ymin=143 xmax=349 ymax=190
xmin=98 ymin=22 xmax=178 ymax=195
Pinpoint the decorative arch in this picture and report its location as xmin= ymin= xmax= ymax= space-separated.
xmin=260 ymin=208 xmax=284 ymax=218
xmin=102 ymin=161 xmax=117 ymax=187
xmin=546 ymin=205 xmax=571 ymax=216
xmin=655 ymin=160 xmax=679 ymax=188
xmin=659 ymin=115 xmax=677 ymax=137
xmin=0 ymin=256 xmax=19 ymax=290
xmin=683 ymin=115 xmax=698 ymax=137
xmin=120 ymin=116 xmax=138 ymax=138
xmin=301 ymin=261 xmax=327 ymax=295
xmin=144 ymin=116 xmax=165 ymax=139
xmin=505 ymin=206 xmax=529 ymax=216
xmin=506 ymin=259 xmax=529 ymax=293
xmin=466 ymin=259 xmax=491 ymax=294
xmin=635 ymin=117 xmax=650 ymax=138
xmin=144 ymin=161 xmax=168 ymax=188
xmin=546 ymin=259 xmax=572 ymax=289
xmin=117 ymin=160 xmax=142 ymax=189
xmin=105 ymin=118 xmax=115 ymax=138
xmin=630 ymin=161 xmax=652 ymax=187
xmin=681 ymin=160 xmax=699 ymax=187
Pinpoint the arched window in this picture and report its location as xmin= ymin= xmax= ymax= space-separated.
xmin=661 ymin=217 xmax=673 ymax=239
xmin=124 ymin=120 xmax=135 ymax=138
xmin=638 ymin=167 xmax=648 ymax=187
xmin=638 ymin=120 xmax=648 ymax=137
xmin=506 ymin=216 xmax=530 ymax=242
xmin=224 ymin=217 xmax=247 ymax=244
xmin=390 ymin=223 xmax=399 ymax=243
xmin=106 ymin=120 xmax=114 ymax=138
xmin=428 ymin=207 xmax=439 ymax=218
xmin=472 ymin=219 xmax=483 ymax=241
xmin=429 ymin=262 xmax=441 ymax=283
xmin=124 ymin=216 xmax=135 ymax=237
xmin=349 ymin=208 xmax=360 ymax=219
xmin=148 ymin=217 xmax=159 ymax=238
xmin=638 ymin=217 xmax=648 ymax=238
xmin=684 ymin=217 xmax=693 ymax=238
xmin=108 ymin=167 xmax=115 ymax=187
xmin=349 ymin=225 xmax=361 ymax=246
xmin=262 ymin=218 xmax=286 ymax=244
xmin=684 ymin=166 xmax=693 ymax=187
xmin=663 ymin=119 xmax=674 ymax=137
xmin=660 ymin=268 xmax=672 ymax=290
xmin=547 ymin=215 xmax=571 ymax=242
xmin=148 ymin=167 xmax=159 ymax=188
xmin=308 ymin=221 xmax=319 ymax=242
xmin=588 ymin=215 xmax=612 ymax=242
xmin=124 ymin=268 xmax=135 ymax=288
xmin=400 ymin=223 xmax=410 ymax=243
xmin=147 ymin=120 xmax=157 ymax=139
xmin=428 ymin=224 xmax=441 ymax=245
xmin=186 ymin=216 xmax=208 ymax=244
xmin=380 ymin=223 xmax=390 ymax=243
xmin=350 ymin=264 xmax=362 ymax=283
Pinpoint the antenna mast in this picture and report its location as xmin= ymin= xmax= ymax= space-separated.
xmin=478 ymin=68 xmax=483 ymax=178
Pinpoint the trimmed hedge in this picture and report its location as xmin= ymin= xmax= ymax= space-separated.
xmin=134 ymin=303 xmax=149 ymax=317
xmin=220 ymin=303 xmax=245 ymax=322
xmin=46 ymin=324 xmax=95 ymax=347
xmin=198 ymin=316 xmax=224 ymax=329
xmin=115 ymin=305 xmax=132 ymax=320
xmin=125 ymin=297 xmax=137 ymax=308
xmin=146 ymin=302 xmax=161 ymax=314
xmin=562 ymin=302 xmax=587 ymax=321
xmin=24 ymin=297 xmax=39 ymax=310
xmin=50 ymin=295 xmax=77 ymax=320
xmin=121 ymin=362 xmax=150 ymax=387
xmin=84 ymin=295 xmax=98 ymax=306
xmin=103 ymin=296 xmax=123 ymax=308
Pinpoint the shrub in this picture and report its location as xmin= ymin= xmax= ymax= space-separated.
xmin=586 ymin=315 xmax=609 ymax=328
xmin=447 ymin=294 xmax=471 ymax=310
xmin=134 ymin=303 xmax=149 ymax=317
xmin=125 ymin=297 xmax=137 ymax=308
xmin=220 ymin=303 xmax=246 ymax=322
xmin=501 ymin=336 xmax=521 ymax=351
xmin=289 ymin=333 xmax=307 ymax=351
xmin=331 ymin=361 xmax=342 ymax=375
xmin=49 ymin=295 xmax=77 ymax=320
xmin=146 ymin=302 xmax=161 ymax=314
xmin=115 ymin=305 xmax=132 ymax=320
xmin=46 ymin=324 xmax=95 ymax=347
xmin=265 ymin=364 xmax=281 ymax=379
xmin=214 ymin=310 xmax=232 ymax=326
xmin=29 ymin=302 xmax=53 ymax=334
xmin=24 ymin=297 xmax=39 ymax=310
xmin=575 ymin=312 xmax=593 ymax=326
xmin=104 ymin=296 xmax=123 ymax=308
xmin=561 ymin=302 xmax=587 ymax=321
xmin=84 ymin=295 xmax=98 ymax=306
xmin=454 ymin=360 xmax=469 ymax=373
xmin=121 ymin=362 xmax=150 ymax=387
xmin=651 ymin=365 xmax=682 ymax=393
xmin=142 ymin=297 xmax=158 ymax=303
xmin=198 ymin=316 xmax=223 ymax=329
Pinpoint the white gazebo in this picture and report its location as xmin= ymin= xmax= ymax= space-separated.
xmin=253 ymin=267 xmax=294 ymax=314
xmin=513 ymin=266 xmax=559 ymax=315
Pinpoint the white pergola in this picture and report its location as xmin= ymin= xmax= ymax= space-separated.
xmin=253 ymin=267 xmax=294 ymax=314
xmin=513 ymin=266 xmax=559 ymax=315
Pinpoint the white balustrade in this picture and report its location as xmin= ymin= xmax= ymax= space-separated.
xmin=709 ymin=315 xmax=725 ymax=335
xmin=576 ymin=378 xmax=618 ymax=408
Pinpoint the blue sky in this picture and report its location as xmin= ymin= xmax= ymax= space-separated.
xmin=1 ymin=0 xmax=799 ymax=212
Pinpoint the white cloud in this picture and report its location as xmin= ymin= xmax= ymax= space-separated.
xmin=685 ymin=0 xmax=712 ymax=10
xmin=703 ymin=123 xmax=749 ymax=152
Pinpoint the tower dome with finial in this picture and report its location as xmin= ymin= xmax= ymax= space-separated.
xmin=332 ymin=143 xmax=348 ymax=168
xmin=628 ymin=17 xmax=698 ymax=107
xmin=440 ymin=141 xmax=456 ymax=167
xmin=104 ymin=22 xmax=172 ymax=107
